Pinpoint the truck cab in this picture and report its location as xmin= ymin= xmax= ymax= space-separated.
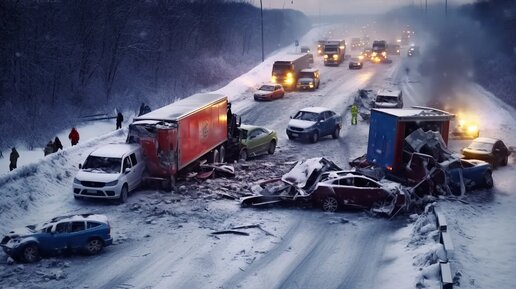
xmin=296 ymin=69 xmax=320 ymax=90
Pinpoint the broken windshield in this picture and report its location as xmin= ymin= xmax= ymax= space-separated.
xmin=83 ymin=156 xmax=121 ymax=173
xmin=376 ymin=95 xmax=399 ymax=103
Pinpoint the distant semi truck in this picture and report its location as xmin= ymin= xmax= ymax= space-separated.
xmin=271 ymin=53 xmax=312 ymax=90
xmin=371 ymin=40 xmax=388 ymax=63
xmin=323 ymin=39 xmax=346 ymax=66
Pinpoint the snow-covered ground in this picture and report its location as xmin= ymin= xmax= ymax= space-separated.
xmin=1 ymin=22 xmax=515 ymax=289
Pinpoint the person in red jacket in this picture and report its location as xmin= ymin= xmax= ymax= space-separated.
xmin=68 ymin=127 xmax=80 ymax=146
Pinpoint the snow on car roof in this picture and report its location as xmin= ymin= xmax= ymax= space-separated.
xmin=473 ymin=137 xmax=498 ymax=144
xmin=300 ymin=68 xmax=318 ymax=73
xmin=239 ymin=124 xmax=261 ymax=131
xmin=90 ymin=143 xmax=140 ymax=158
xmin=273 ymin=53 xmax=310 ymax=62
xmin=282 ymin=157 xmax=325 ymax=188
xmin=300 ymin=106 xmax=329 ymax=114
xmin=45 ymin=214 xmax=109 ymax=226
xmin=134 ymin=93 xmax=227 ymax=122
xmin=377 ymin=89 xmax=401 ymax=97
xmin=373 ymin=106 xmax=454 ymax=121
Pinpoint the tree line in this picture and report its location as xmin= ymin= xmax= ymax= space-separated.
xmin=0 ymin=0 xmax=310 ymax=149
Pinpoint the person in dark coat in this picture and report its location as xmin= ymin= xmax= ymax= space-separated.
xmin=44 ymin=141 xmax=54 ymax=156
xmin=69 ymin=127 xmax=80 ymax=146
xmin=9 ymin=147 xmax=19 ymax=171
xmin=116 ymin=112 xmax=124 ymax=129
xmin=53 ymin=136 xmax=63 ymax=152
xmin=139 ymin=103 xmax=146 ymax=116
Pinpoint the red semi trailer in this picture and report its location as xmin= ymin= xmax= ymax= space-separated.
xmin=127 ymin=93 xmax=240 ymax=189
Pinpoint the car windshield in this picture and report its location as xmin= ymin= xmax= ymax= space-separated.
xmin=259 ymin=85 xmax=274 ymax=91
xmin=272 ymin=64 xmax=292 ymax=75
xmin=376 ymin=95 xmax=399 ymax=103
xmin=294 ymin=111 xmax=320 ymax=121
xmin=467 ymin=141 xmax=493 ymax=152
xmin=299 ymin=72 xmax=314 ymax=78
xmin=239 ymin=128 xmax=248 ymax=139
xmin=324 ymin=46 xmax=338 ymax=53
xmin=82 ymin=156 xmax=122 ymax=173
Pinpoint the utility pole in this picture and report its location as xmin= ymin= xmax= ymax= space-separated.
xmin=260 ymin=0 xmax=264 ymax=62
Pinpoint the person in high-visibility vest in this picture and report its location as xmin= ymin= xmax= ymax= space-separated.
xmin=351 ymin=104 xmax=358 ymax=125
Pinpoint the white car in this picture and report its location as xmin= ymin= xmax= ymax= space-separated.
xmin=73 ymin=144 xmax=145 ymax=203
xmin=373 ymin=89 xmax=403 ymax=108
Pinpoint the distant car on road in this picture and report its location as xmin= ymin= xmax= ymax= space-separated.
xmin=348 ymin=57 xmax=363 ymax=69
xmin=408 ymin=46 xmax=420 ymax=57
xmin=1 ymin=214 xmax=112 ymax=263
xmin=286 ymin=107 xmax=342 ymax=143
xmin=300 ymin=46 xmax=311 ymax=53
xmin=296 ymin=69 xmax=320 ymax=90
xmin=462 ymin=137 xmax=511 ymax=168
xmin=238 ymin=124 xmax=277 ymax=161
xmin=254 ymin=84 xmax=285 ymax=101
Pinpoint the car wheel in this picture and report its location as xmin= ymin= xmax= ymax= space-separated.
xmin=484 ymin=171 xmax=494 ymax=188
xmin=239 ymin=149 xmax=248 ymax=161
xmin=321 ymin=196 xmax=339 ymax=212
xmin=332 ymin=127 xmax=340 ymax=139
xmin=268 ymin=140 xmax=276 ymax=155
xmin=118 ymin=184 xmax=128 ymax=204
xmin=85 ymin=238 xmax=104 ymax=255
xmin=21 ymin=243 xmax=40 ymax=263
xmin=310 ymin=131 xmax=319 ymax=143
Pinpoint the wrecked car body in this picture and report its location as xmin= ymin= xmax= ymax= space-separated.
xmin=241 ymin=158 xmax=408 ymax=216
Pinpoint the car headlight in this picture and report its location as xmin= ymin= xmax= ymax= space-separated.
xmin=285 ymin=78 xmax=294 ymax=85
xmin=466 ymin=124 xmax=479 ymax=135
xmin=372 ymin=52 xmax=377 ymax=57
xmin=271 ymin=75 xmax=277 ymax=83
xmin=333 ymin=55 xmax=339 ymax=60
xmin=106 ymin=180 xmax=118 ymax=186
xmin=73 ymin=178 xmax=81 ymax=184
xmin=324 ymin=55 xmax=328 ymax=59
xmin=381 ymin=51 xmax=387 ymax=57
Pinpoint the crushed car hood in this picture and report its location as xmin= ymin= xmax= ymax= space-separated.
xmin=281 ymin=157 xmax=341 ymax=190
xmin=288 ymin=119 xmax=316 ymax=129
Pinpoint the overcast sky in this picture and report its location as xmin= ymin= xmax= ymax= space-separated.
xmin=254 ymin=0 xmax=476 ymax=15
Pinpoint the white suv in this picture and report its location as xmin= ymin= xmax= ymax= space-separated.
xmin=73 ymin=144 xmax=145 ymax=203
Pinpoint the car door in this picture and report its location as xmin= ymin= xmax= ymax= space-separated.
xmin=52 ymin=222 xmax=72 ymax=251
xmin=322 ymin=111 xmax=333 ymax=136
xmin=349 ymin=176 xmax=386 ymax=208
xmin=69 ymin=221 xmax=87 ymax=249
xmin=129 ymin=152 xmax=143 ymax=189
xmin=274 ymin=85 xmax=281 ymax=99
xmin=122 ymin=156 xmax=135 ymax=190
xmin=246 ymin=129 xmax=261 ymax=155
